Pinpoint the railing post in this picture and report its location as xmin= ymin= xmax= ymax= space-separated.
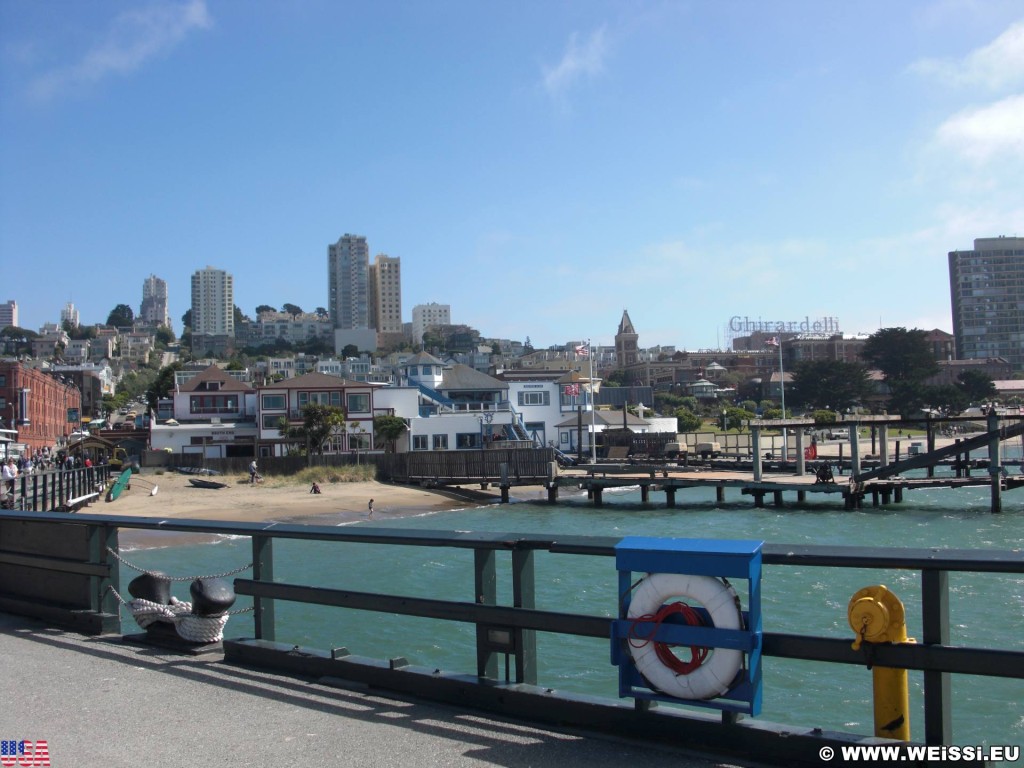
xmin=474 ymin=548 xmax=498 ymax=679
xmin=512 ymin=549 xmax=537 ymax=685
xmin=922 ymin=569 xmax=952 ymax=745
xmin=88 ymin=523 xmax=120 ymax=617
xmin=252 ymin=535 xmax=275 ymax=641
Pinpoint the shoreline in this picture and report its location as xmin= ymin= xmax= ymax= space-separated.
xmin=104 ymin=472 xmax=524 ymax=550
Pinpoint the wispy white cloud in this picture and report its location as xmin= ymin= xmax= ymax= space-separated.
xmin=934 ymin=94 xmax=1024 ymax=163
xmin=542 ymin=26 xmax=608 ymax=97
xmin=911 ymin=19 xmax=1024 ymax=91
xmin=29 ymin=0 xmax=212 ymax=102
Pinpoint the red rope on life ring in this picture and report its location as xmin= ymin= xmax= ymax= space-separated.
xmin=628 ymin=601 xmax=709 ymax=676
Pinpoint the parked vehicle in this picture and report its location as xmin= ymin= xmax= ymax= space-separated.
xmin=695 ymin=441 xmax=721 ymax=459
xmin=664 ymin=441 xmax=688 ymax=460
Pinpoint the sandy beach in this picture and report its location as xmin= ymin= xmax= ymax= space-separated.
xmin=101 ymin=471 xmax=507 ymax=524
xmin=96 ymin=470 xmax=543 ymax=549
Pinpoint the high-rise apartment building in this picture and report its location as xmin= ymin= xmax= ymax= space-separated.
xmin=368 ymin=254 xmax=402 ymax=334
xmin=328 ymin=234 xmax=369 ymax=329
xmin=190 ymin=266 xmax=234 ymax=336
xmin=949 ymin=237 xmax=1024 ymax=370
xmin=412 ymin=303 xmax=451 ymax=347
xmin=0 ymin=300 xmax=17 ymax=330
xmin=140 ymin=274 xmax=170 ymax=328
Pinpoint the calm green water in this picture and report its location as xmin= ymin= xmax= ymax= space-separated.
xmin=117 ymin=469 xmax=1024 ymax=753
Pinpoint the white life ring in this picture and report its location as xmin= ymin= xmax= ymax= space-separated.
xmin=627 ymin=572 xmax=743 ymax=700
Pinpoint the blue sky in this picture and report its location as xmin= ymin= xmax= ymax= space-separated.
xmin=2 ymin=0 xmax=1022 ymax=350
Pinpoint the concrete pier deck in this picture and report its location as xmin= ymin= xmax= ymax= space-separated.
xmin=2 ymin=613 xmax=743 ymax=768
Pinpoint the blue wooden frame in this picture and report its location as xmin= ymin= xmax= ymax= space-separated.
xmin=612 ymin=536 xmax=763 ymax=715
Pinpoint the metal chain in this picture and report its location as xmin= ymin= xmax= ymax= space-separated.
xmin=106 ymin=547 xmax=252 ymax=581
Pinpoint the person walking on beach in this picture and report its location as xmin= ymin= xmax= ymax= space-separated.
xmin=249 ymin=459 xmax=258 ymax=485
xmin=368 ymin=498 xmax=374 ymax=517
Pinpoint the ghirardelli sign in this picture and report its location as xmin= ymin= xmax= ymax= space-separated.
xmin=729 ymin=315 xmax=840 ymax=334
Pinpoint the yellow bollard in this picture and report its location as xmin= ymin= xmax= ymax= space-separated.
xmin=848 ymin=585 xmax=913 ymax=741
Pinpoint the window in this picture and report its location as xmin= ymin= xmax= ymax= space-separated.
xmin=432 ymin=434 xmax=448 ymax=450
xmin=347 ymin=393 xmax=370 ymax=413
xmin=413 ymin=435 xmax=428 ymax=450
xmin=262 ymin=394 xmax=286 ymax=410
xmin=456 ymin=432 xmax=481 ymax=449
xmin=262 ymin=414 xmax=284 ymax=430
xmin=518 ymin=391 xmax=549 ymax=406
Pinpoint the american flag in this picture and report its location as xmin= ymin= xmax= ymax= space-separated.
xmin=564 ymin=383 xmax=580 ymax=397
xmin=574 ymin=343 xmax=590 ymax=358
xmin=764 ymin=336 xmax=780 ymax=347
xmin=0 ymin=740 xmax=49 ymax=767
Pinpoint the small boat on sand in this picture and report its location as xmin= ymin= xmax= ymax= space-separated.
xmin=188 ymin=478 xmax=228 ymax=490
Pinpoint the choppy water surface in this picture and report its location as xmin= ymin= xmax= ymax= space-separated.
xmin=120 ymin=470 xmax=1024 ymax=752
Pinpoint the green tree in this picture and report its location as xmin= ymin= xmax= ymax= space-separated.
xmin=674 ymin=407 xmax=703 ymax=432
xmin=106 ymin=304 xmax=135 ymax=327
xmin=373 ymin=415 xmax=407 ymax=453
xmin=140 ymin=362 xmax=182 ymax=411
xmin=862 ymin=328 xmax=939 ymax=383
xmin=861 ymin=328 xmax=939 ymax=414
xmin=181 ymin=309 xmax=192 ymax=329
xmin=790 ymin=359 xmax=872 ymax=411
xmin=300 ymin=404 xmax=347 ymax=465
xmin=282 ymin=303 xmax=303 ymax=317
xmin=315 ymin=307 xmax=328 ymax=320
xmin=342 ymin=344 xmax=359 ymax=358
xmin=925 ymin=384 xmax=968 ymax=415
xmin=154 ymin=325 xmax=175 ymax=346
xmin=255 ymin=304 xmax=276 ymax=315
xmin=955 ymin=370 xmax=997 ymax=403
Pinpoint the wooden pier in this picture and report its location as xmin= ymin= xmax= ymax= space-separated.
xmin=551 ymin=464 xmax=1022 ymax=510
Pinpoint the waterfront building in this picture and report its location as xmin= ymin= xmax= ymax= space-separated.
xmin=0 ymin=300 xmax=17 ymax=330
xmin=328 ymin=234 xmax=370 ymax=330
xmin=411 ymin=303 xmax=450 ymax=348
xmin=255 ymin=371 xmax=378 ymax=457
xmin=949 ymin=236 xmax=1024 ymax=371
xmin=140 ymin=274 xmax=170 ymax=329
xmin=149 ymin=365 xmax=258 ymax=459
xmin=0 ymin=363 xmax=80 ymax=454
xmin=191 ymin=266 xmax=235 ymax=357
xmin=927 ymin=357 xmax=1013 ymax=388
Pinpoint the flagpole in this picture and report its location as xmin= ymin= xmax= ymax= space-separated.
xmin=589 ymin=338 xmax=597 ymax=464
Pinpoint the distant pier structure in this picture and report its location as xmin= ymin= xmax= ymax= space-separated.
xmin=553 ymin=412 xmax=1024 ymax=513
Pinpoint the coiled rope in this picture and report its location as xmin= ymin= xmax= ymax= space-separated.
xmin=105 ymin=550 xmax=253 ymax=643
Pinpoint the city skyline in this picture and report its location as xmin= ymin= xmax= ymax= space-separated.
xmin=2 ymin=2 xmax=1023 ymax=347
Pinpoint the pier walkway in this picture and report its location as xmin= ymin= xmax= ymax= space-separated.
xmin=2 ymin=613 xmax=741 ymax=768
